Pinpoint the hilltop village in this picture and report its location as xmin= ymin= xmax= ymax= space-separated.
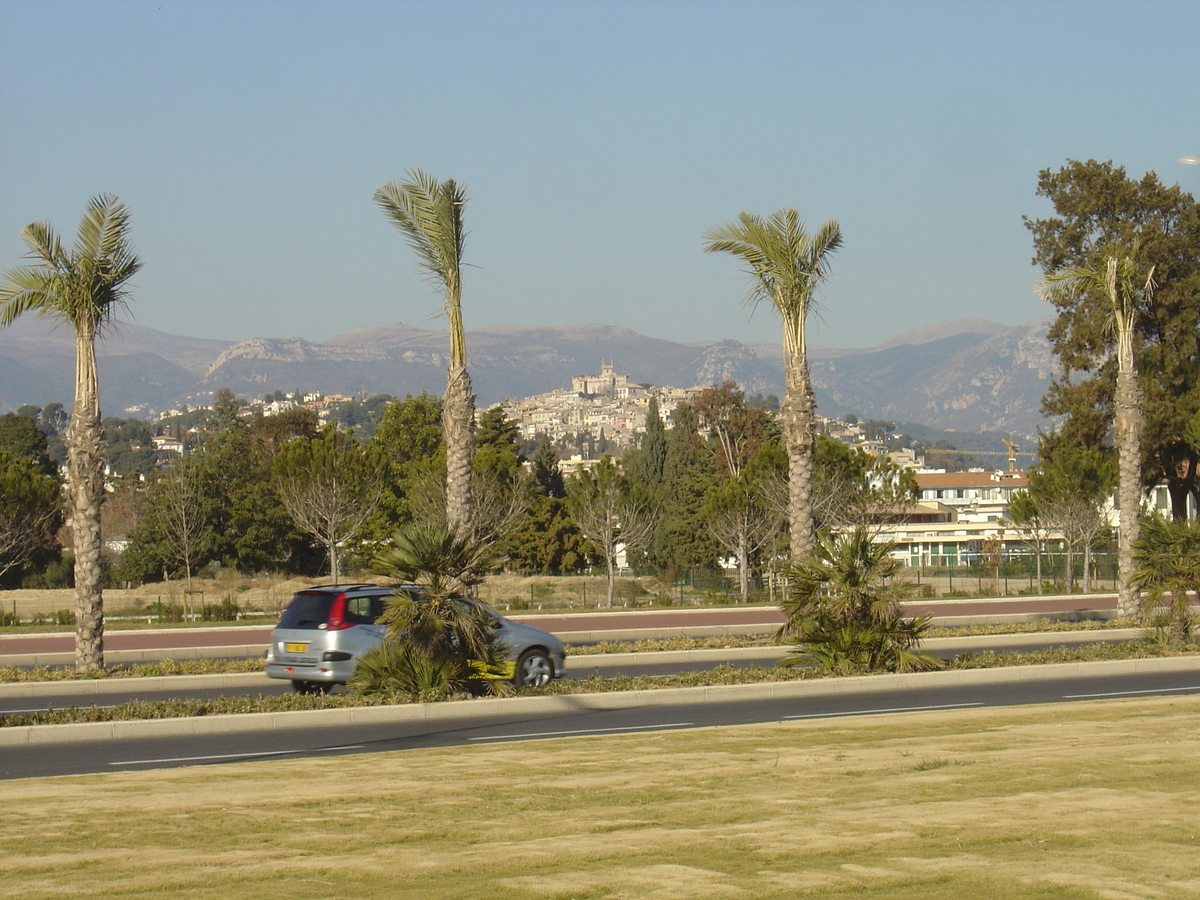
xmin=135 ymin=363 xmax=1097 ymax=574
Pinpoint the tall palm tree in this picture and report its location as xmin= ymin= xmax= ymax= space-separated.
xmin=0 ymin=194 xmax=141 ymax=672
xmin=703 ymin=210 xmax=842 ymax=560
xmin=1040 ymin=252 xmax=1154 ymax=618
xmin=375 ymin=170 xmax=474 ymax=533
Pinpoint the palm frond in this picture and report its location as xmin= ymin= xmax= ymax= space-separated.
xmin=375 ymin=169 xmax=467 ymax=297
xmin=703 ymin=209 xmax=842 ymax=336
xmin=0 ymin=195 xmax=140 ymax=337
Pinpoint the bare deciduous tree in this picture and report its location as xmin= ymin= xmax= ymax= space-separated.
xmin=566 ymin=457 xmax=656 ymax=607
xmin=274 ymin=430 xmax=387 ymax=583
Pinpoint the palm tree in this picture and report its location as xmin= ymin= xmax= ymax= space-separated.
xmin=777 ymin=527 xmax=941 ymax=674
xmin=1132 ymin=515 xmax=1200 ymax=647
xmin=1039 ymin=252 xmax=1154 ymax=618
xmin=375 ymin=170 xmax=474 ymax=534
xmin=0 ymin=194 xmax=141 ymax=673
xmin=703 ymin=211 xmax=842 ymax=560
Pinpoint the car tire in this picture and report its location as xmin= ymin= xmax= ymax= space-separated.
xmin=514 ymin=649 xmax=555 ymax=687
xmin=291 ymin=680 xmax=334 ymax=695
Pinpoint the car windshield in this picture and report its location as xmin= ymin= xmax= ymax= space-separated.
xmin=277 ymin=593 xmax=334 ymax=630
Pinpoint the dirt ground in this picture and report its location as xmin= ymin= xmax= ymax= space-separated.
xmin=2 ymin=572 xmax=671 ymax=619
xmin=1 ymin=576 xmax=318 ymax=618
xmin=4 ymin=695 xmax=1200 ymax=899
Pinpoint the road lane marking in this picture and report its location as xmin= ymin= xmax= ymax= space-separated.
xmin=784 ymin=702 xmax=984 ymax=720
xmin=109 ymin=744 xmax=364 ymax=766
xmin=1063 ymin=685 xmax=1200 ymax=699
xmin=468 ymin=722 xmax=693 ymax=742
xmin=2 ymin=704 xmax=119 ymax=714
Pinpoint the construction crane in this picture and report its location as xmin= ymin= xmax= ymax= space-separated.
xmin=1001 ymin=438 xmax=1018 ymax=472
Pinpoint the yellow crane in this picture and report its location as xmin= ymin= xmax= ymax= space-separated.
xmin=1001 ymin=438 xmax=1018 ymax=472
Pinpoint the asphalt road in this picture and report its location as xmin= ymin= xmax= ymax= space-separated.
xmin=3 ymin=660 xmax=1196 ymax=780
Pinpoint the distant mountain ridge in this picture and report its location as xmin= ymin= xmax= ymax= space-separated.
xmin=0 ymin=316 xmax=1057 ymax=437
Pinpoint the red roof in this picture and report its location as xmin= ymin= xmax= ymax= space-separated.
xmin=914 ymin=471 xmax=1029 ymax=489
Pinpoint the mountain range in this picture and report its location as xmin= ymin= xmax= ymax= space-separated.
xmin=0 ymin=316 xmax=1059 ymax=438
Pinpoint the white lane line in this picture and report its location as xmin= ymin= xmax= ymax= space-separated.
xmin=468 ymin=722 xmax=694 ymax=742
xmin=784 ymin=701 xmax=984 ymax=720
xmin=2 ymin=704 xmax=119 ymax=714
xmin=109 ymin=744 xmax=364 ymax=766
xmin=1063 ymin=685 xmax=1200 ymax=699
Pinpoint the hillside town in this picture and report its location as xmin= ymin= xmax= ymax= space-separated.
xmin=76 ymin=360 xmax=1189 ymax=577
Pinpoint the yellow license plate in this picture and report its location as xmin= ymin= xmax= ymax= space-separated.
xmin=285 ymin=642 xmax=308 ymax=653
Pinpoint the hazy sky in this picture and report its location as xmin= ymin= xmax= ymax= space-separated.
xmin=2 ymin=0 xmax=1197 ymax=350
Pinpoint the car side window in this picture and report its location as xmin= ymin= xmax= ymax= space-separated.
xmin=345 ymin=595 xmax=375 ymax=625
xmin=370 ymin=596 xmax=387 ymax=620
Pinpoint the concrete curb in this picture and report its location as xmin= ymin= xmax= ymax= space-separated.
xmin=1 ymin=646 xmax=271 ymax=669
xmin=2 ymin=653 xmax=1197 ymax=747
xmin=0 ymin=671 xmax=273 ymax=699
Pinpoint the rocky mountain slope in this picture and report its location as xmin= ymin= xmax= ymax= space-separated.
xmin=0 ymin=316 xmax=1059 ymax=436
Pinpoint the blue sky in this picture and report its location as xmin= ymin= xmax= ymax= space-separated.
xmin=1 ymin=0 xmax=1197 ymax=350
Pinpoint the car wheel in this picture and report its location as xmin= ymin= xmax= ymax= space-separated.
xmin=292 ymin=680 xmax=334 ymax=695
xmin=514 ymin=649 xmax=554 ymax=687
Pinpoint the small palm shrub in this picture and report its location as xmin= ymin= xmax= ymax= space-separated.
xmin=1133 ymin=515 xmax=1200 ymax=648
xmin=779 ymin=527 xmax=942 ymax=674
xmin=351 ymin=640 xmax=470 ymax=701
xmin=357 ymin=521 xmax=514 ymax=700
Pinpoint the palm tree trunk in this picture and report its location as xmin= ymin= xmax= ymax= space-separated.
xmin=69 ymin=333 xmax=105 ymax=673
xmin=783 ymin=347 xmax=816 ymax=561
xmin=443 ymin=363 xmax=475 ymax=535
xmin=1169 ymin=593 xmax=1189 ymax=648
xmin=1114 ymin=354 xmax=1143 ymax=618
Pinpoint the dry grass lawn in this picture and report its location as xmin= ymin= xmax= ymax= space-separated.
xmin=4 ymin=696 xmax=1200 ymax=899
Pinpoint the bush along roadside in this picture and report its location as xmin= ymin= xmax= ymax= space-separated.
xmin=1 ymin=637 xmax=1197 ymax=728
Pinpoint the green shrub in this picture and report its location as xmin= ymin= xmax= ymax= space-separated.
xmin=352 ymin=641 xmax=469 ymax=702
xmin=142 ymin=600 xmax=184 ymax=622
xmin=200 ymin=596 xmax=241 ymax=621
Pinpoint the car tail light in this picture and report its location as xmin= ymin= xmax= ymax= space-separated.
xmin=326 ymin=592 xmax=352 ymax=631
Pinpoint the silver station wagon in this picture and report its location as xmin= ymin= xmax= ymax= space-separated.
xmin=264 ymin=583 xmax=567 ymax=693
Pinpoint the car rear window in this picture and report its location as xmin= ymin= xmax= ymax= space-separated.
xmin=277 ymin=593 xmax=335 ymax=630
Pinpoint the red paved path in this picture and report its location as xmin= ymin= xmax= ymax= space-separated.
xmin=0 ymin=595 xmax=1119 ymax=659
